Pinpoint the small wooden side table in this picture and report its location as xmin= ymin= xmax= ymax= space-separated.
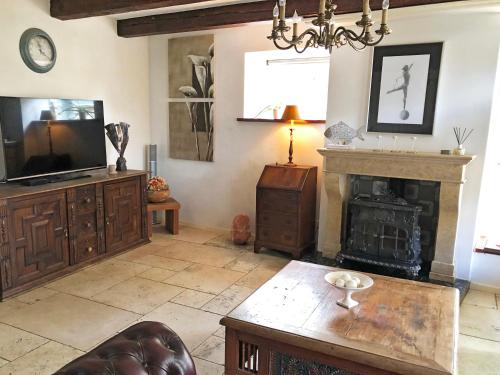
xmin=147 ymin=198 xmax=180 ymax=238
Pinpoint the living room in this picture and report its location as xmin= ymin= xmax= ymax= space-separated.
xmin=0 ymin=0 xmax=499 ymax=374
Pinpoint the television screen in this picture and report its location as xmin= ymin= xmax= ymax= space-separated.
xmin=0 ymin=97 xmax=107 ymax=181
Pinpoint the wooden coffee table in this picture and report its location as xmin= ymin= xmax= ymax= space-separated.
xmin=221 ymin=261 xmax=458 ymax=375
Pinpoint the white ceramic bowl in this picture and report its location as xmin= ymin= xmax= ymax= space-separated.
xmin=324 ymin=271 xmax=374 ymax=309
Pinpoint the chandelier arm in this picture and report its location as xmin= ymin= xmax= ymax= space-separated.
xmin=272 ymin=38 xmax=296 ymax=50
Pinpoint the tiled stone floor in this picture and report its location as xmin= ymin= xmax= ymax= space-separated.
xmin=0 ymin=225 xmax=498 ymax=374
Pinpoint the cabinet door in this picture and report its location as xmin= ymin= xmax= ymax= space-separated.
xmin=104 ymin=178 xmax=141 ymax=253
xmin=8 ymin=192 xmax=69 ymax=288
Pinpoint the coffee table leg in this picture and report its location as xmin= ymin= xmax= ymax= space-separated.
xmin=165 ymin=209 xmax=179 ymax=235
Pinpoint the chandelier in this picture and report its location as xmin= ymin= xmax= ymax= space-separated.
xmin=268 ymin=0 xmax=392 ymax=53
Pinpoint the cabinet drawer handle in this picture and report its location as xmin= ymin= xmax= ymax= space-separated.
xmin=64 ymin=228 xmax=68 ymax=238
xmin=86 ymin=222 xmax=92 ymax=228
xmin=87 ymin=246 xmax=93 ymax=253
xmin=84 ymin=197 xmax=91 ymax=204
xmin=105 ymin=217 xmax=110 ymax=225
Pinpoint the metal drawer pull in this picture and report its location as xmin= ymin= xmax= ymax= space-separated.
xmin=84 ymin=197 xmax=91 ymax=203
xmin=87 ymin=246 xmax=93 ymax=253
xmin=86 ymin=222 xmax=92 ymax=228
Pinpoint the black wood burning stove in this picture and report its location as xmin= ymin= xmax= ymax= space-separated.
xmin=338 ymin=197 xmax=423 ymax=278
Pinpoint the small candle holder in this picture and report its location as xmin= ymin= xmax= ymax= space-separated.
xmin=373 ymin=135 xmax=383 ymax=152
xmin=390 ymin=135 xmax=399 ymax=152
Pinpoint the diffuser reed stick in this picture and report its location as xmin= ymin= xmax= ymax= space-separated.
xmin=452 ymin=127 xmax=473 ymax=155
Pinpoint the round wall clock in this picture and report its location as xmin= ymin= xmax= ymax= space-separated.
xmin=19 ymin=28 xmax=57 ymax=73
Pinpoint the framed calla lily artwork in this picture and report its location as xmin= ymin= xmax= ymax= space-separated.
xmin=168 ymin=35 xmax=215 ymax=161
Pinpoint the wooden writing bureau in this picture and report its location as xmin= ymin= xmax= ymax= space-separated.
xmin=254 ymin=164 xmax=317 ymax=259
xmin=221 ymin=261 xmax=458 ymax=375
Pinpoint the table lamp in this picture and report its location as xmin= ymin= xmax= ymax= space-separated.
xmin=281 ymin=104 xmax=303 ymax=166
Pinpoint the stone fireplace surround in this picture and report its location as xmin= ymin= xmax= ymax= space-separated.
xmin=317 ymin=148 xmax=475 ymax=283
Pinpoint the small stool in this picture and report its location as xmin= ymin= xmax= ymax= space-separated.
xmin=147 ymin=198 xmax=181 ymax=238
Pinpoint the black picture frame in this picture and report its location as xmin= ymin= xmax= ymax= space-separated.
xmin=367 ymin=42 xmax=443 ymax=135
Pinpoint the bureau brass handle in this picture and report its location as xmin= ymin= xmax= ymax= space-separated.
xmin=86 ymin=222 xmax=92 ymax=228
xmin=87 ymin=246 xmax=93 ymax=253
xmin=64 ymin=228 xmax=68 ymax=238
xmin=84 ymin=198 xmax=91 ymax=203
xmin=105 ymin=217 xmax=110 ymax=225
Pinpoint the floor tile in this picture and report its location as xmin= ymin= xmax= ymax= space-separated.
xmin=91 ymin=277 xmax=184 ymax=314
xmin=0 ymin=294 xmax=139 ymax=351
xmin=86 ymin=259 xmax=151 ymax=277
xmin=171 ymin=289 xmax=215 ymax=308
xmin=14 ymin=288 xmax=59 ymax=305
xmin=192 ymin=336 xmax=225 ymax=365
xmin=0 ymin=341 xmax=83 ymax=375
xmin=141 ymin=302 xmax=222 ymax=350
xmin=125 ymin=254 xmax=192 ymax=271
xmin=213 ymin=326 xmax=225 ymax=339
xmin=193 ymin=357 xmax=224 ymax=375
xmin=166 ymin=264 xmax=245 ymax=294
xmin=0 ymin=300 xmax=28 ymax=321
xmin=154 ymin=241 xmax=242 ymax=267
xmin=166 ymin=225 xmax=221 ymax=244
xmin=136 ymin=267 xmax=177 ymax=282
xmin=235 ymin=266 xmax=277 ymax=290
xmin=463 ymin=290 xmax=497 ymax=309
xmin=45 ymin=269 xmax=130 ymax=299
xmin=202 ymin=285 xmax=254 ymax=315
xmin=458 ymin=334 xmax=500 ymax=375
xmin=116 ymin=243 xmax=170 ymax=261
xmin=460 ymin=304 xmax=500 ymax=342
xmin=0 ymin=323 xmax=48 ymax=361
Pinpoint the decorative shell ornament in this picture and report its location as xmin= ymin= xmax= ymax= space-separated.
xmin=324 ymin=121 xmax=365 ymax=148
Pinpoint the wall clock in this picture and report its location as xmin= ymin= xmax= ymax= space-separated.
xmin=19 ymin=28 xmax=57 ymax=73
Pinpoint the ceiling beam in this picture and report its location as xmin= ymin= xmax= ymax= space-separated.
xmin=50 ymin=0 xmax=208 ymax=20
xmin=117 ymin=0 xmax=463 ymax=38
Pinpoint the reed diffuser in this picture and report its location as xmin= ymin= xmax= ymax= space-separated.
xmin=453 ymin=127 xmax=473 ymax=156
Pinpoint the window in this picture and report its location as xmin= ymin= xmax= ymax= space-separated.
xmin=243 ymin=49 xmax=330 ymax=120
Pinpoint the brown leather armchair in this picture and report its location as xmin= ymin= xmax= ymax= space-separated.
xmin=54 ymin=321 xmax=197 ymax=375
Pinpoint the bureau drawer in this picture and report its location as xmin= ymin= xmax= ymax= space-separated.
xmin=75 ymin=185 xmax=96 ymax=213
xmin=257 ymin=226 xmax=298 ymax=247
xmin=258 ymin=212 xmax=298 ymax=230
xmin=75 ymin=235 xmax=98 ymax=263
xmin=75 ymin=213 xmax=97 ymax=237
xmin=258 ymin=189 xmax=298 ymax=213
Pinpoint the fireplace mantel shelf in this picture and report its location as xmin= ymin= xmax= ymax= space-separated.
xmin=317 ymin=148 xmax=476 ymax=184
xmin=318 ymin=148 xmax=475 ymax=164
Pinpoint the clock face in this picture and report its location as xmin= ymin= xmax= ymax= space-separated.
xmin=20 ymin=28 xmax=57 ymax=73
xmin=28 ymin=36 xmax=54 ymax=67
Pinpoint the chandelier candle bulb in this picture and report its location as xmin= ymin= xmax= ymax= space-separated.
xmin=278 ymin=0 xmax=286 ymax=21
xmin=319 ymin=0 xmax=326 ymax=14
xmin=382 ymin=0 xmax=390 ymax=24
xmin=273 ymin=4 xmax=279 ymax=28
xmin=363 ymin=0 xmax=371 ymax=15
xmin=292 ymin=10 xmax=300 ymax=38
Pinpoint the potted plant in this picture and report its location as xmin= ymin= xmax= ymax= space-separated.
xmin=147 ymin=176 xmax=170 ymax=203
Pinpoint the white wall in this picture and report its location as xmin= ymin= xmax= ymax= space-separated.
xmin=149 ymin=3 xmax=500 ymax=283
xmin=0 ymin=0 xmax=151 ymax=169
xmin=319 ymin=6 xmax=500 ymax=281
xmin=149 ymin=25 xmax=325 ymax=232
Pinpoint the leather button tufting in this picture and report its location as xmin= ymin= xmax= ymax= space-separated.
xmin=53 ymin=322 xmax=196 ymax=375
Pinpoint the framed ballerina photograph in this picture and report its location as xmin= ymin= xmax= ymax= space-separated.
xmin=367 ymin=43 xmax=443 ymax=135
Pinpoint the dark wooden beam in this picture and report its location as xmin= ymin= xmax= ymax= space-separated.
xmin=51 ymin=0 xmax=208 ymax=20
xmin=117 ymin=0 xmax=464 ymax=37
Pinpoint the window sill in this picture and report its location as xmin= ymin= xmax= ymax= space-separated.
xmin=237 ymin=118 xmax=326 ymax=124
xmin=475 ymin=236 xmax=500 ymax=256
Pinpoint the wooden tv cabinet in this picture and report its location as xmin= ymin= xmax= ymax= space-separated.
xmin=0 ymin=170 xmax=149 ymax=300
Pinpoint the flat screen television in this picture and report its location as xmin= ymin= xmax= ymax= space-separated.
xmin=0 ymin=97 xmax=107 ymax=182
